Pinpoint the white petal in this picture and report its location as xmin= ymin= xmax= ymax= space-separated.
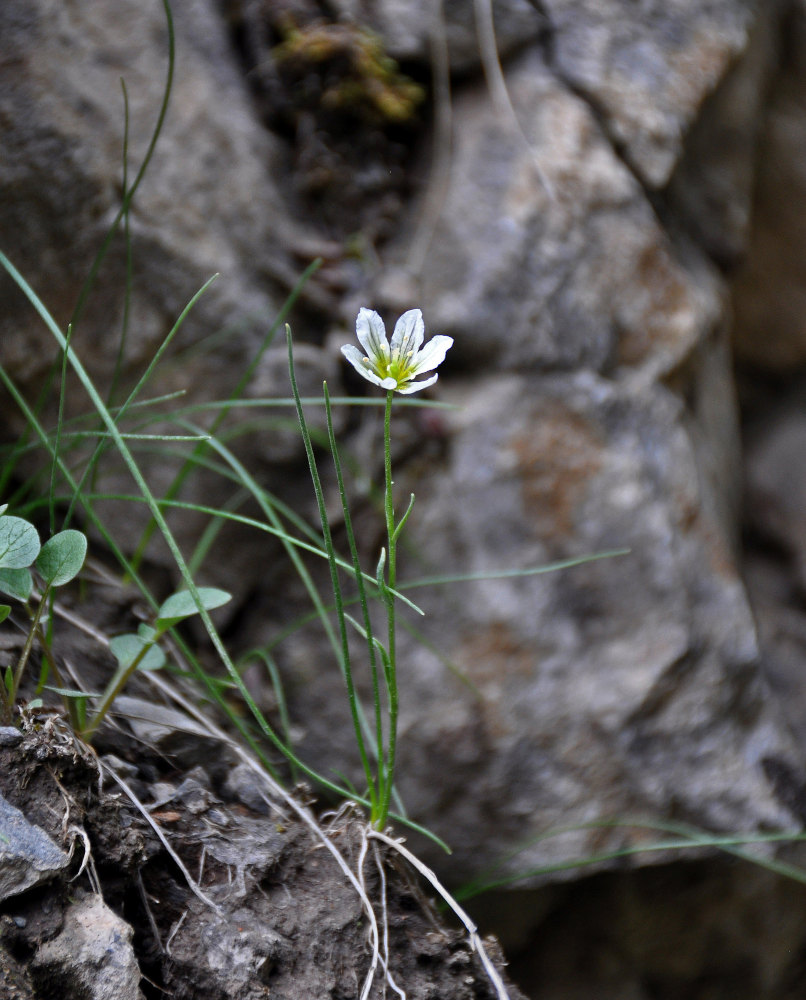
xmin=355 ymin=308 xmax=389 ymax=361
xmin=390 ymin=309 xmax=424 ymax=356
xmin=397 ymin=372 xmax=439 ymax=394
xmin=341 ymin=344 xmax=388 ymax=387
xmin=409 ymin=335 xmax=453 ymax=376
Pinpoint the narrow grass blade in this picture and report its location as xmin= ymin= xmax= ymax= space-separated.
xmin=287 ymin=328 xmax=377 ymax=809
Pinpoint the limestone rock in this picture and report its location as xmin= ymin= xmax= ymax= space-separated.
xmin=542 ymin=0 xmax=763 ymax=188
xmin=666 ymin=6 xmax=781 ymax=265
xmin=0 ymin=792 xmax=69 ymax=902
xmin=0 ymin=0 xmax=291 ymax=387
xmin=379 ymin=46 xmax=721 ymax=378
xmin=31 ymin=892 xmax=144 ymax=1000
xmin=338 ymin=368 xmax=801 ymax=880
xmin=732 ymin=1 xmax=806 ymax=371
xmin=745 ymin=402 xmax=806 ymax=589
xmin=328 ymin=0 xmax=545 ymax=71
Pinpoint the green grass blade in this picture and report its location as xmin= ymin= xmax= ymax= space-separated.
xmin=65 ymin=274 xmax=219 ymax=527
xmin=287 ymin=329 xmax=377 ymax=810
xmin=129 ymin=258 xmax=321 ymax=570
xmin=325 ymin=381 xmax=385 ymax=784
xmin=400 ymin=549 xmax=631 ymax=589
xmin=67 ymin=0 xmax=175 ymax=334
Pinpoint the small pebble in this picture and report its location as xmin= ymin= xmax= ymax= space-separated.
xmin=0 ymin=726 xmax=23 ymax=747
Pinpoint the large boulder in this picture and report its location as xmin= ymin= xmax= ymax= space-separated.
xmin=0 ymin=0 xmax=294 ymax=387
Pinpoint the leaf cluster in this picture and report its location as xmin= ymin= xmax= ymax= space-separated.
xmin=0 ymin=505 xmax=87 ymax=724
xmin=0 ymin=503 xmax=230 ymax=740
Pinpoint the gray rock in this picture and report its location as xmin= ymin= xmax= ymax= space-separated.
xmin=542 ymin=0 xmax=765 ymax=188
xmin=745 ymin=403 xmax=806 ymax=589
xmin=0 ymin=0 xmax=290 ymax=386
xmin=401 ymin=375 xmax=801 ymax=884
xmin=31 ymin=892 xmax=144 ymax=1000
xmin=106 ymin=696 xmax=233 ymax=773
xmin=406 ymin=371 xmax=805 ymax=877
xmin=0 ymin=727 xmax=23 ymax=747
xmin=666 ymin=7 xmax=781 ymax=264
xmin=0 ymin=0 xmax=318 ymax=593
xmin=379 ymin=45 xmax=721 ymax=377
xmin=277 ymin=364 xmax=803 ymax=882
xmin=0 ymin=792 xmax=69 ymax=902
xmin=222 ymin=761 xmax=273 ymax=816
xmin=3 ymin=2 xmax=806 ymax=982
xmin=732 ymin=0 xmax=806 ymax=371
xmin=328 ymin=0 xmax=545 ymax=71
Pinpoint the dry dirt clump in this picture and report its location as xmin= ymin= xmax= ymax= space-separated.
xmin=0 ymin=717 xmax=526 ymax=1000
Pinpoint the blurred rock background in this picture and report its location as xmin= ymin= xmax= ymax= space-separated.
xmin=4 ymin=0 xmax=806 ymax=996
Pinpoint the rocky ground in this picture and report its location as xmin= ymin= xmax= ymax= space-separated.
xmin=0 ymin=702 xmax=524 ymax=1000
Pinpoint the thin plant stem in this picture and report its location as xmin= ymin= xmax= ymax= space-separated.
xmin=378 ymin=389 xmax=399 ymax=828
xmin=67 ymin=0 xmax=175 ymax=336
xmin=324 ymin=382 xmax=385 ymax=816
xmin=129 ymin=258 xmax=320 ymax=572
xmin=65 ymin=275 xmax=219 ymax=528
xmin=107 ymin=77 xmax=133 ymax=410
xmin=287 ymin=327 xmax=378 ymax=812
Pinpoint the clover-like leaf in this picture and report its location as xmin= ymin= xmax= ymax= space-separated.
xmin=35 ymin=530 xmax=88 ymax=588
xmin=0 ymin=568 xmax=33 ymax=603
xmin=156 ymin=587 xmax=231 ymax=629
xmin=109 ymin=633 xmax=166 ymax=673
xmin=0 ymin=516 xmax=40 ymax=570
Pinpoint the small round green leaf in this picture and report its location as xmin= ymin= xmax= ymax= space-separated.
xmin=0 ymin=605 xmax=10 ymax=624
xmin=156 ymin=587 xmax=231 ymax=628
xmin=109 ymin=633 xmax=166 ymax=672
xmin=35 ymin=530 xmax=88 ymax=587
xmin=0 ymin=567 xmax=33 ymax=603
xmin=0 ymin=516 xmax=40 ymax=570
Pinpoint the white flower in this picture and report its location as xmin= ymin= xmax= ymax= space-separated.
xmin=341 ymin=308 xmax=453 ymax=395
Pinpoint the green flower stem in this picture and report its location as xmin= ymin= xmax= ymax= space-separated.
xmin=377 ymin=389 xmax=399 ymax=828
xmin=323 ymin=383 xmax=384 ymax=807
xmin=12 ymin=596 xmax=47 ymax=705
xmin=287 ymin=329 xmax=378 ymax=813
xmin=81 ymin=633 xmax=161 ymax=741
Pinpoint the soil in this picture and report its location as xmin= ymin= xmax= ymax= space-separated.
xmin=0 ymin=699 xmax=525 ymax=1000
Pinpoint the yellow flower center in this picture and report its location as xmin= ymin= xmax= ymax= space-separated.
xmin=365 ymin=348 xmax=415 ymax=384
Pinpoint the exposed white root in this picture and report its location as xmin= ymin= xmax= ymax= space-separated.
xmin=373 ymin=838 xmax=407 ymax=1000
xmin=369 ymin=828 xmax=512 ymax=1000
xmin=141 ymin=671 xmax=511 ymax=998
xmin=165 ymin=909 xmax=187 ymax=956
xmin=355 ymin=825 xmax=382 ymax=999
xmin=100 ymin=761 xmax=223 ymax=917
xmin=136 ymin=868 xmax=164 ymax=954
xmin=66 ymin=824 xmax=100 ymax=893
